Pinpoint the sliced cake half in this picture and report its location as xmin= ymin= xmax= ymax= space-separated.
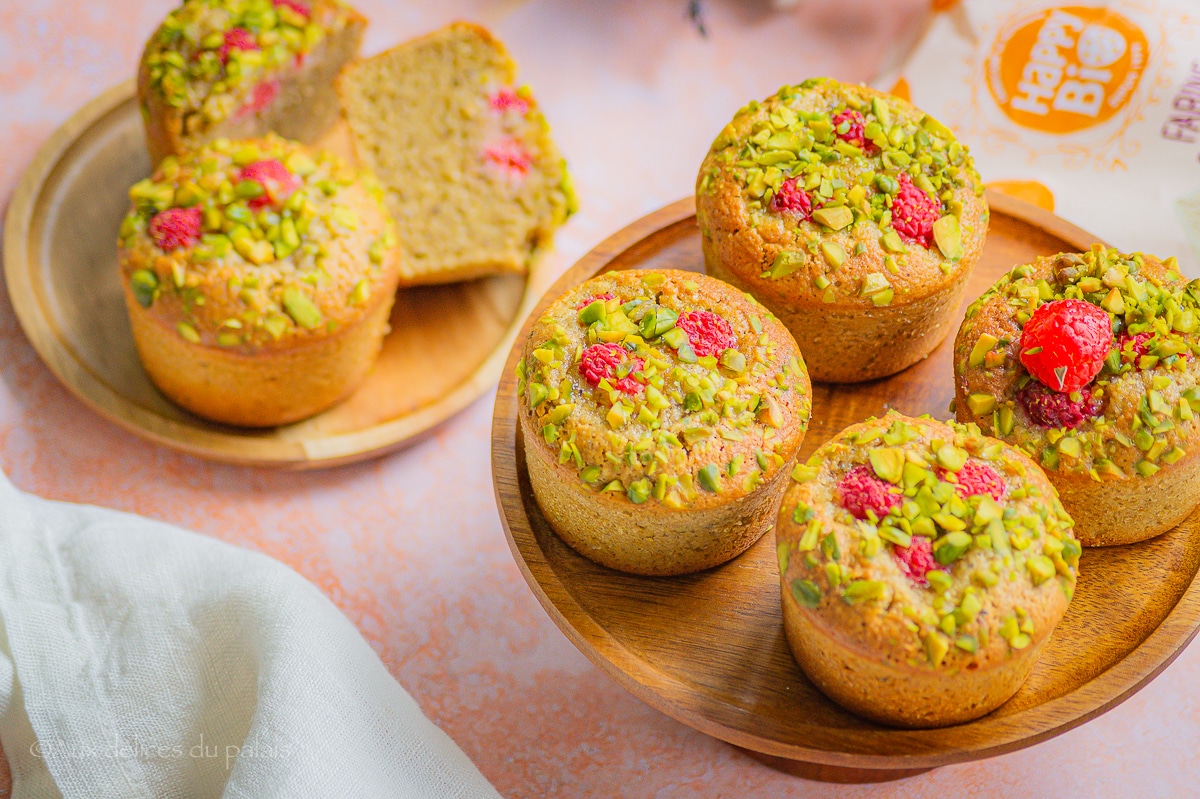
xmin=337 ymin=22 xmax=576 ymax=285
xmin=138 ymin=0 xmax=366 ymax=165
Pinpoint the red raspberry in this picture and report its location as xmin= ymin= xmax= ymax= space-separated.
xmin=832 ymin=109 xmax=878 ymax=154
xmin=1017 ymin=380 xmax=1103 ymax=429
xmin=579 ymin=343 xmax=644 ymax=394
xmin=273 ymin=0 xmax=311 ymax=17
xmin=238 ymin=79 xmax=280 ymax=117
xmin=239 ymin=159 xmax=300 ymax=209
xmin=574 ymin=293 xmax=614 ymax=310
xmin=837 ymin=464 xmax=901 ymax=521
xmin=770 ymin=177 xmax=812 ymax=219
xmin=893 ymin=536 xmax=942 ymax=587
xmin=489 ymin=88 xmax=530 ymax=114
xmin=483 ymin=139 xmax=532 ymax=177
xmin=890 ymin=173 xmax=940 ymax=247
xmin=1019 ymin=299 xmax=1112 ymax=393
xmin=219 ymin=28 xmax=259 ymax=63
xmin=149 ymin=206 xmax=203 ymax=251
xmin=941 ymin=460 xmax=1007 ymax=502
xmin=675 ymin=311 xmax=736 ymax=358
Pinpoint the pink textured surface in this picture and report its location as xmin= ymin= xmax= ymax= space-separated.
xmin=2 ymin=1 xmax=1198 ymax=796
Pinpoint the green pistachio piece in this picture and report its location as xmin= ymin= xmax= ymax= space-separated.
xmin=130 ymin=269 xmax=159 ymax=308
xmin=926 ymin=569 xmax=953 ymax=593
xmin=871 ymin=96 xmax=893 ymax=127
xmin=968 ymin=333 xmax=998 ymax=368
xmin=769 ymin=251 xmax=806 ymax=279
xmin=819 ymin=241 xmax=846 ymax=269
xmin=869 ymin=448 xmax=905 ymax=484
xmin=719 ymin=349 xmax=746 ymax=373
xmin=860 ymin=272 xmax=891 ymax=298
xmin=282 ymin=287 xmax=322 ymax=330
xmin=578 ymin=299 xmax=607 ymax=326
xmin=176 ymin=321 xmax=200 ymax=344
xmin=934 ymin=531 xmax=972 ymax=564
xmin=924 ymin=632 xmax=949 ymax=667
xmin=811 ymin=206 xmax=853 ymax=231
xmin=932 ymin=215 xmax=963 ymax=260
xmin=791 ymin=463 xmax=819 ymax=482
xmin=842 ymin=579 xmax=886 ymax=605
xmin=967 ymin=393 xmax=997 ymax=416
xmin=697 ymin=464 xmax=722 ymax=493
xmin=790 ymin=578 xmax=821 ymax=608
xmin=935 ymin=444 xmax=968 ymax=472
xmin=661 ymin=327 xmax=688 ymax=350
xmin=879 ymin=230 xmax=906 ymax=254
xmin=627 ymin=478 xmax=652 ymax=504
xmin=528 ymin=383 xmax=549 ymax=408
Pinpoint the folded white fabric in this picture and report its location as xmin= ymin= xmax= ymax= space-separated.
xmin=0 ymin=471 xmax=501 ymax=799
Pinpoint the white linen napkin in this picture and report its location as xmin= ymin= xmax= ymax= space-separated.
xmin=0 ymin=471 xmax=502 ymax=799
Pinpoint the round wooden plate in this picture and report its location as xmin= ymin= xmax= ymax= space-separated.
xmin=491 ymin=192 xmax=1200 ymax=781
xmin=4 ymin=81 xmax=541 ymax=468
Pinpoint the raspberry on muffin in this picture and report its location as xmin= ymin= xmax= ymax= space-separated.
xmin=778 ymin=412 xmax=1079 ymax=728
xmin=696 ymin=77 xmax=988 ymax=383
xmin=518 ymin=269 xmax=812 ymax=575
xmin=953 ymin=246 xmax=1200 ymax=545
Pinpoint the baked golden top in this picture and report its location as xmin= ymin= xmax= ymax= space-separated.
xmin=696 ymin=77 xmax=986 ymax=308
xmin=141 ymin=0 xmax=359 ymax=124
xmin=955 ymin=247 xmax=1200 ymax=479
xmin=519 ymin=269 xmax=811 ymax=509
xmin=778 ymin=413 xmax=1077 ymax=672
xmin=118 ymin=134 xmax=397 ymax=351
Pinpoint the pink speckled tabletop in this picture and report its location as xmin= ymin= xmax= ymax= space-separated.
xmin=1 ymin=1 xmax=1198 ymax=796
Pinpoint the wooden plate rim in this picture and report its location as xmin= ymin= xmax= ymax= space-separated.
xmin=490 ymin=193 xmax=1200 ymax=769
xmin=4 ymin=81 xmax=541 ymax=469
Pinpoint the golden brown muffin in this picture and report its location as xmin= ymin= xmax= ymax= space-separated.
xmin=696 ymin=78 xmax=988 ymax=383
xmin=139 ymin=0 xmax=366 ymax=165
xmin=338 ymin=22 xmax=576 ymax=285
xmin=118 ymin=134 xmax=400 ymax=426
xmin=777 ymin=412 xmax=1079 ymax=728
xmin=953 ymin=246 xmax=1200 ymax=546
xmin=518 ymin=269 xmax=812 ymax=575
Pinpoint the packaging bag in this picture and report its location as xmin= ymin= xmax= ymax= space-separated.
xmin=883 ymin=0 xmax=1200 ymax=276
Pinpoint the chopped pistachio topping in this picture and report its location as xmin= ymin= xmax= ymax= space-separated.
xmin=778 ymin=412 xmax=1079 ymax=670
xmin=521 ymin=270 xmax=812 ymax=509
xmin=959 ymin=245 xmax=1200 ymax=479
xmin=143 ymin=0 xmax=349 ymax=129
xmin=700 ymin=78 xmax=983 ymax=302
xmin=119 ymin=134 xmax=394 ymax=349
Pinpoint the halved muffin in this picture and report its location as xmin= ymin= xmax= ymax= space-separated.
xmin=139 ymin=0 xmax=366 ymax=164
xmin=338 ymin=22 xmax=576 ymax=285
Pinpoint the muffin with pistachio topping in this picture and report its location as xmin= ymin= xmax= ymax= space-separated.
xmin=778 ymin=412 xmax=1078 ymax=728
xmin=696 ymin=77 xmax=987 ymax=383
xmin=954 ymin=246 xmax=1200 ymax=546
xmin=139 ymin=0 xmax=366 ymax=165
xmin=518 ymin=269 xmax=812 ymax=576
xmin=118 ymin=134 xmax=400 ymax=427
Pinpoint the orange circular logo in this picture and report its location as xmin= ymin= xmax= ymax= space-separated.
xmin=986 ymin=6 xmax=1148 ymax=134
